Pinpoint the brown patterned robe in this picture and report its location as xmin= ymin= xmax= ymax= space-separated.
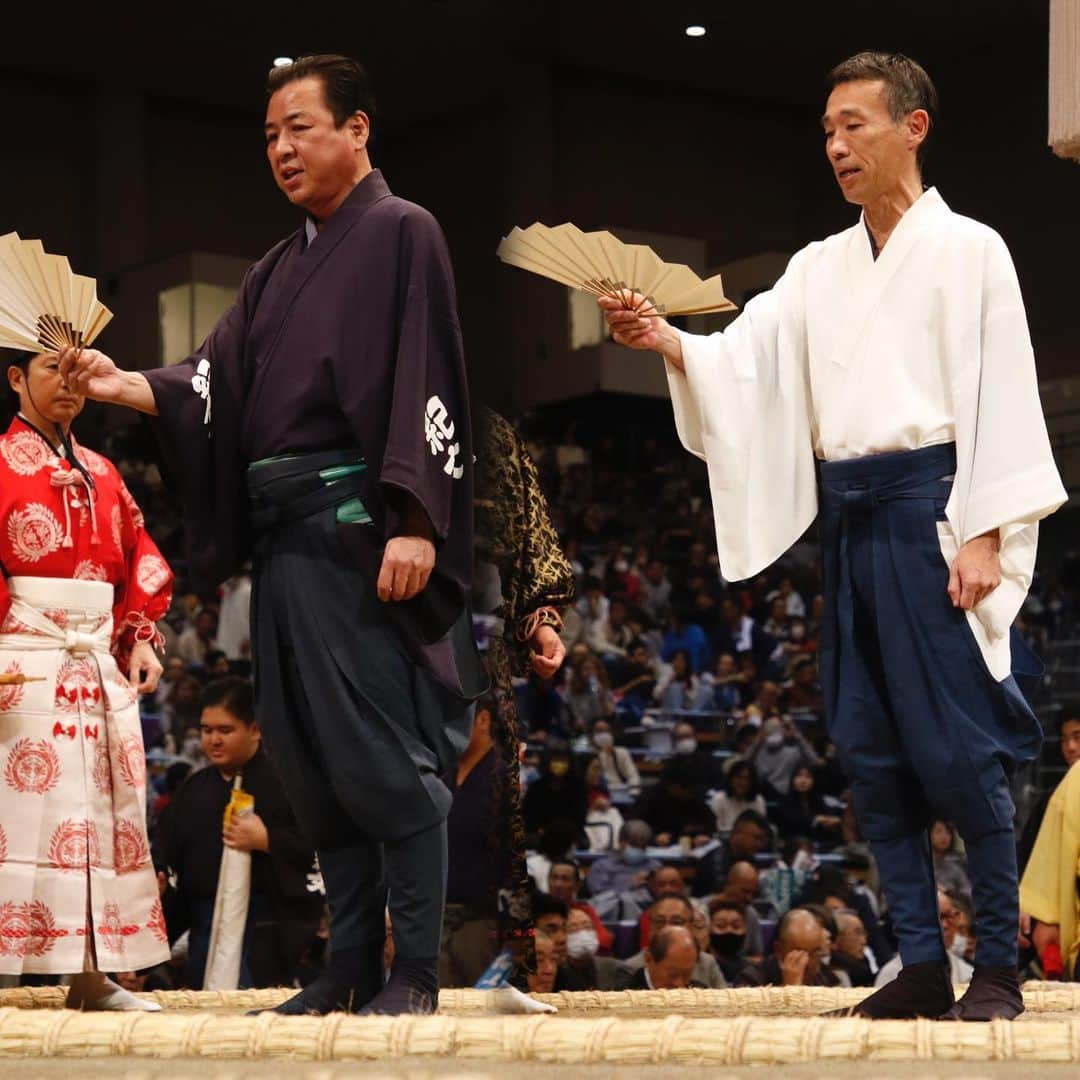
xmin=474 ymin=408 xmax=574 ymax=957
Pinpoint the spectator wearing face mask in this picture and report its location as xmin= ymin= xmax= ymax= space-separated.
xmin=560 ymin=907 xmax=623 ymax=991
xmin=708 ymin=899 xmax=752 ymax=984
xmin=748 ymin=715 xmax=821 ymax=798
xmin=873 ymin=888 xmax=974 ymax=989
xmin=590 ymin=719 xmax=641 ymax=794
xmin=586 ymin=820 xmax=661 ymax=903
xmin=547 ymin=858 xmax=613 ymax=953
xmin=659 ymin=722 xmax=721 ymax=794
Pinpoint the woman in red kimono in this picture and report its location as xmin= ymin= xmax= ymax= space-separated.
xmin=0 ymin=349 xmax=171 ymax=1010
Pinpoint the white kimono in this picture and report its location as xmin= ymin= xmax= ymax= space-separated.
xmin=666 ymin=188 xmax=1067 ymax=680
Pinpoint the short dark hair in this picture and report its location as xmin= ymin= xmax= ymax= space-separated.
xmin=532 ymin=892 xmax=569 ymax=921
xmin=266 ymin=54 xmax=378 ymax=141
xmin=199 ymin=677 xmax=255 ymax=726
xmin=732 ymin=809 xmax=770 ymax=835
xmin=1059 ymin=714 xmax=1080 ymax=736
xmin=548 ymin=857 xmax=581 ymax=880
xmin=649 ymin=894 xmax=693 ymax=919
xmin=707 ymin=897 xmax=746 ymax=918
xmin=826 ymin=51 xmax=939 ymax=168
xmin=723 ymin=760 xmax=759 ymax=800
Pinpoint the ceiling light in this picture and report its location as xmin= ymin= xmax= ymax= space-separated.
xmin=273 ymin=57 xmax=294 ymax=67
xmin=685 ymin=25 xmax=706 ymax=38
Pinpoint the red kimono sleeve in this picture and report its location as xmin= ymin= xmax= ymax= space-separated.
xmin=111 ymin=477 xmax=173 ymax=671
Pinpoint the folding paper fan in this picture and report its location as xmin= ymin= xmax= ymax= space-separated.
xmin=0 ymin=232 xmax=113 ymax=353
xmin=497 ymin=222 xmax=737 ymax=317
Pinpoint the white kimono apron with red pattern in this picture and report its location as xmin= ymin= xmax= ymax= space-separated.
xmin=0 ymin=578 xmax=167 ymax=973
xmin=0 ymin=416 xmax=173 ymax=975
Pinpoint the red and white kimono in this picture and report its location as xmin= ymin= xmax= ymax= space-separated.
xmin=0 ymin=415 xmax=172 ymax=974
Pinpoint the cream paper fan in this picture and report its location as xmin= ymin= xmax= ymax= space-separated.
xmin=497 ymin=222 xmax=737 ymax=317
xmin=0 ymin=232 xmax=112 ymax=353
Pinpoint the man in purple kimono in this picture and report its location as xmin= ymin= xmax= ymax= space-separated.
xmin=61 ymin=54 xmax=483 ymax=1016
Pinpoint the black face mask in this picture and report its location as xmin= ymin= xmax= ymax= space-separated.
xmin=710 ymin=932 xmax=746 ymax=957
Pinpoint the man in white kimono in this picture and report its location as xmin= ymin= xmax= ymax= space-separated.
xmin=602 ymin=51 xmax=1066 ymax=1021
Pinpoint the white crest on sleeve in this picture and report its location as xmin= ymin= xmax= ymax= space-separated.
xmin=135 ymin=554 xmax=170 ymax=596
xmin=6 ymin=504 xmax=63 ymax=562
xmin=1 ymin=432 xmax=50 ymax=476
xmin=191 ymin=357 xmax=212 ymax=426
xmin=424 ymin=396 xmax=464 ymax=480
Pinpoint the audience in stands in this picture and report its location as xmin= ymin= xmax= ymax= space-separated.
xmin=711 ymin=761 xmax=768 ymax=834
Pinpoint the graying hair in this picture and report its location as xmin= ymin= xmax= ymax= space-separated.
xmin=827 ymin=51 xmax=939 ymax=168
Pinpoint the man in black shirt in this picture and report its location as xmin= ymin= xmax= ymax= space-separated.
xmin=159 ymin=678 xmax=321 ymax=989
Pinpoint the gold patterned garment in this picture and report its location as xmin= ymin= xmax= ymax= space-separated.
xmin=474 ymin=408 xmax=574 ymax=954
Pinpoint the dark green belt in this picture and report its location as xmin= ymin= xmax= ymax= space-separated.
xmin=247 ymin=450 xmax=371 ymax=534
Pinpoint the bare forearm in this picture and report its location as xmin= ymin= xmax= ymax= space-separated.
xmin=114 ymin=370 xmax=159 ymax=416
xmin=655 ymin=324 xmax=685 ymax=372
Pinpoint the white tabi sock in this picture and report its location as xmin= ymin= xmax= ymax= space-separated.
xmin=67 ymin=972 xmax=162 ymax=1012
xmin=488 ymin=984 xmax=558 ymax=1014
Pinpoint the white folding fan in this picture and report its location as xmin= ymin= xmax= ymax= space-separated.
xmin=497 ymin=222 xmax=737 ymax=317
xmin=0 ymin=232 xmax=113 ymax=353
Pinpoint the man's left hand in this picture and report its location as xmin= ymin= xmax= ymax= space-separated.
xmin=129 ymin=641 xmax=163 ymax=695
xmin=378 ymin=536 xmax=435 ymax=602
xmin=948 ymin=530 xmax=1001 ymax=611
xmin=223 ymin=812 xmax=270 ymax=853
xmin=530 ymin=625 xmax=565 ymax=678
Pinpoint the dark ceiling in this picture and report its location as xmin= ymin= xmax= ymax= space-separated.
xmin=2 ymin=1 xmax=1049 ymax=130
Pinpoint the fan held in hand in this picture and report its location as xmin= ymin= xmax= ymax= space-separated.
xmin=0 ymin=232 xmax=113 ymax=354
xmin=496 ymin=223 xmax=737 ymax=317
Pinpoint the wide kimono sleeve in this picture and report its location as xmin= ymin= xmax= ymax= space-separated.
xmin=665 ymin=250 xmax=818 ymax=581
xmin=957 ymin=232 xmax=1067 ymax=543
xmin=110 ymin=473 xmax=174 ymax=669
xmin=946 ymin=230 xmax=1068 ymax=652
xmin=378 ymin=209 xmax=474 ymax=588
xmin=141 ymin=263 xmax=263 ymax=591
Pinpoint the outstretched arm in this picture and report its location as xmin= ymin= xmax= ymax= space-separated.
xmin=58 ymin=347 xmax=159 ymax=415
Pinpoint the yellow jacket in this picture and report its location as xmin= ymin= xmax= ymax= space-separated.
xmin=1020 ymin=761 xmax=1080 ymax=978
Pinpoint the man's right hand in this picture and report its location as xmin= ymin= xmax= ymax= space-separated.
xmin=781 ymin=949 xmax=809 ymax=986
xmin=597 ymin=295 xmax=684 ymax=370
xmin=58 ymin=347 xmax=158 ymax=415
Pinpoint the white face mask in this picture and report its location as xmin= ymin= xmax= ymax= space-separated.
xmin=567 ymin=929 xmax=599 ymax=959
xmin=594 ymin=732 xmax=614 ymax=749
xmin=765 ymin=732 xmax=784 ymax=749
xmin=950 ymin=933 xmax=969 ymax=959
xmin=675 ymin=738 xmax=697 ymax=755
